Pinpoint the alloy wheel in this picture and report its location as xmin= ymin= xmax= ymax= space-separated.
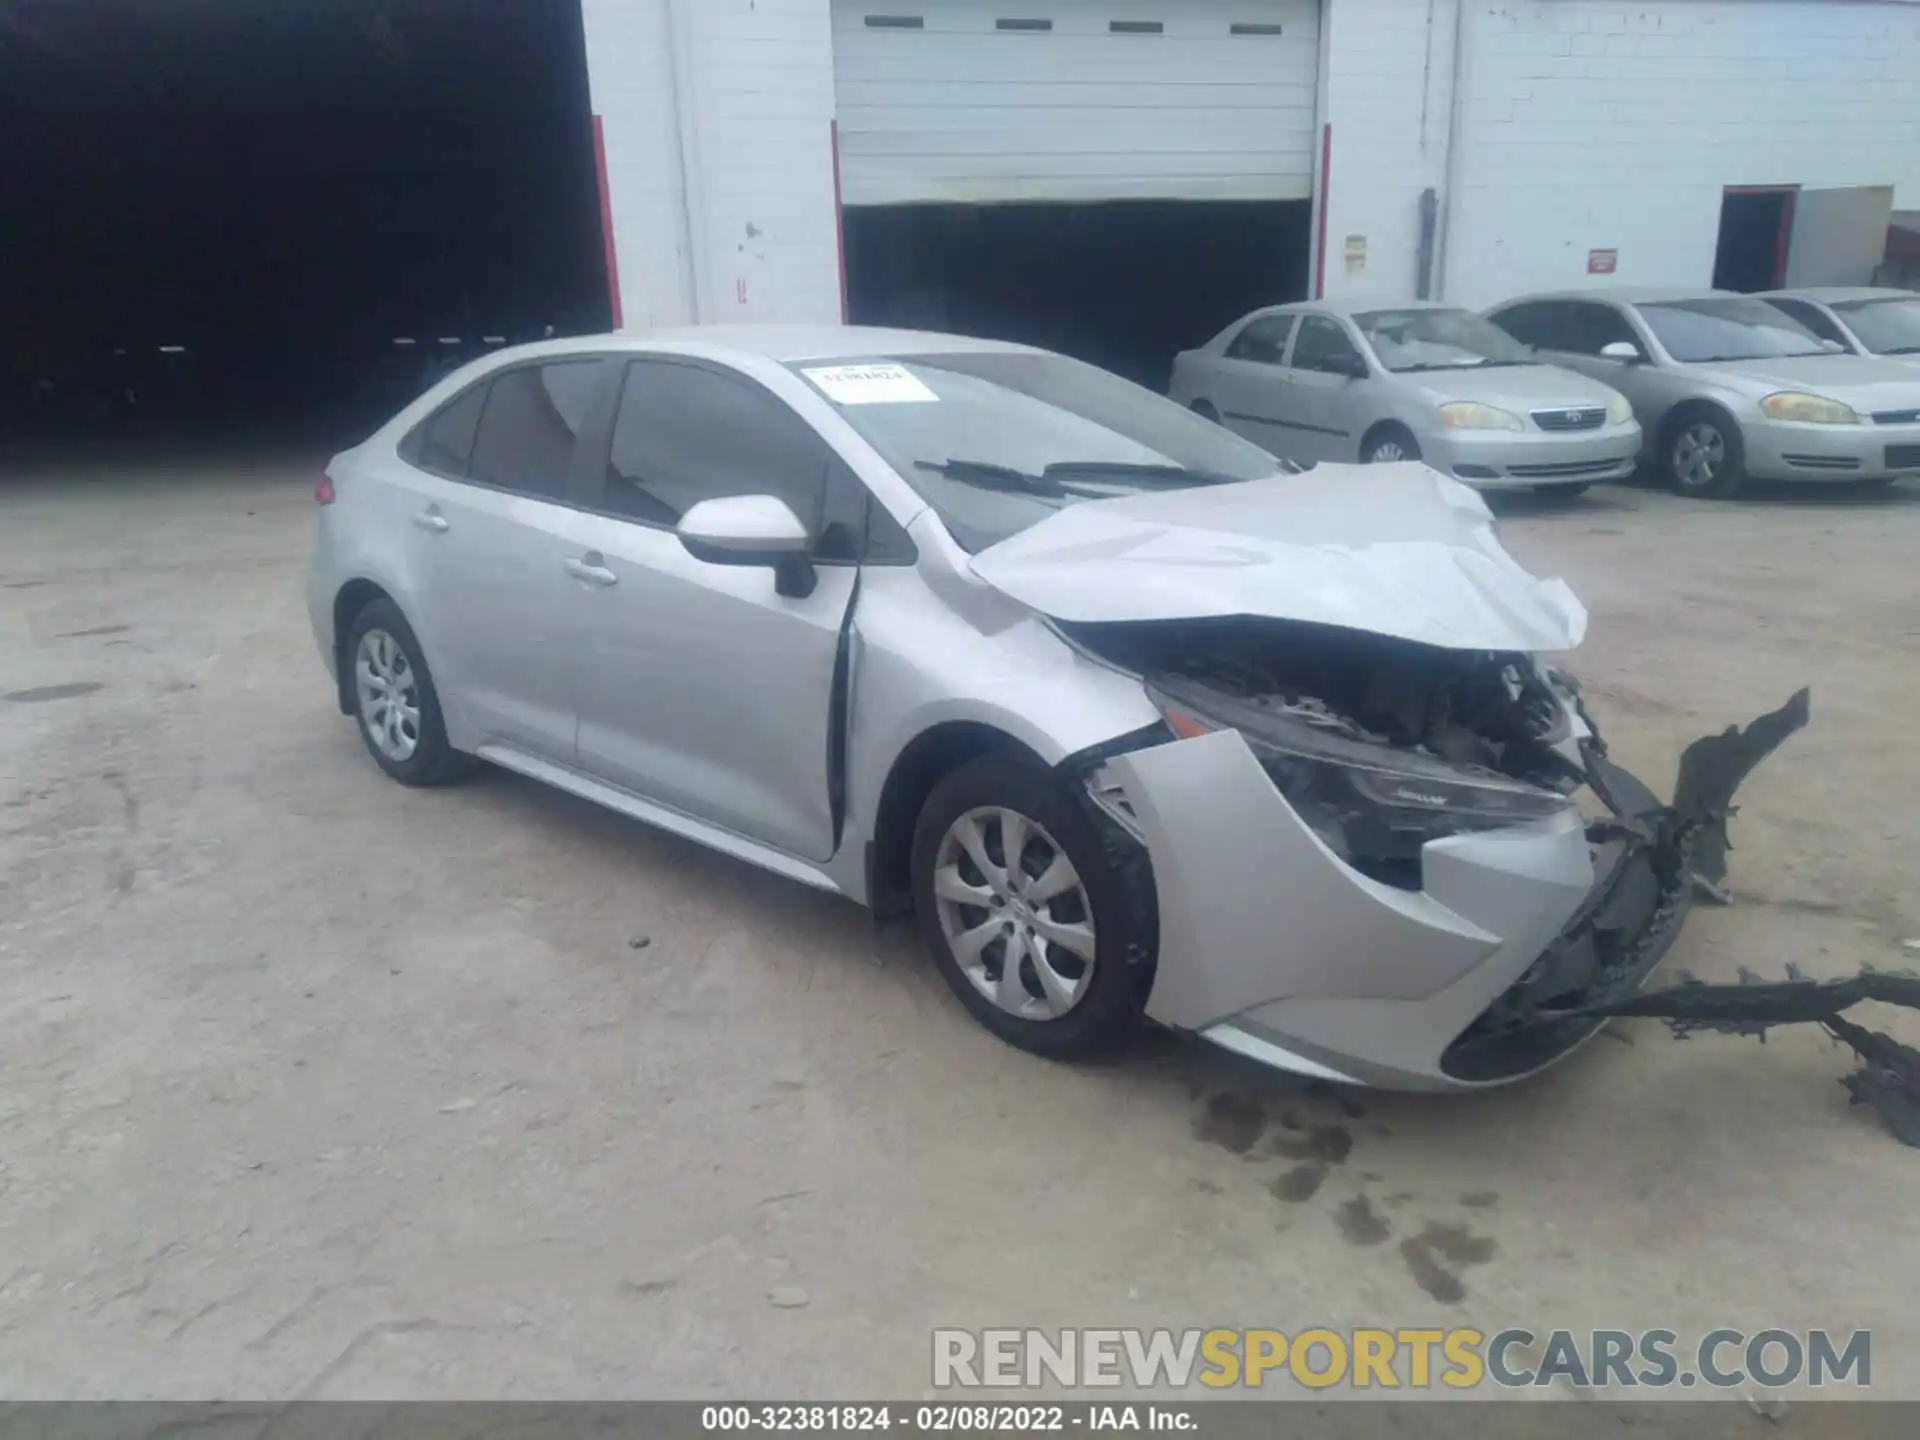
xmin=1673 ymin=422 xmax=1726 ymax=489
xmin=932 ymin=806 xmax=1097 ymax=1021
xmin=1368 ymin=440 xmax=1407 ymax=463
xmin=354 ymin=628 xmax=421 ymax=762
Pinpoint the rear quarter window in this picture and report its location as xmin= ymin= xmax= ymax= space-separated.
xmin=406 ymin=382 xmax=489 ymax=475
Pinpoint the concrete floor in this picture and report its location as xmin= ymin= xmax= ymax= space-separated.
xmin=1 ymin=455 xmax=1916 ymax=1403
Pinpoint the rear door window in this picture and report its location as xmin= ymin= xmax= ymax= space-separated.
xmin=466 ymin=361 xmax=602 ymax=500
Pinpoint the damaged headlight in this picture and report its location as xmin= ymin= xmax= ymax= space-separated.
xmin=1146 ymin=678 xmax=1574 ymax=876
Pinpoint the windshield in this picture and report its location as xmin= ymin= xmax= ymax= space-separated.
xmin=1636 ymin=298 xmax=1832 ymax=363
xmin=1353 ymin=308 xmax=1536 ymax=371
xmin=789 ymin=351 xmax=1288 ymax=552
xmin=1834 ymin=297 xmax=1920 ymax=356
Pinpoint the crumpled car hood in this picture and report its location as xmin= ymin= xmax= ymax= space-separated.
xmin=967 ymin=462 xmax=1589 ymax=652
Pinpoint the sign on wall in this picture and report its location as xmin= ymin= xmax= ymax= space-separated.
xmin=1587 ymin=248 xmax=1618 ymax=275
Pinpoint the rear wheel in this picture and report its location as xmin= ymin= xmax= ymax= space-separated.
xmin=911 ymin=753 xmax=1150 ymax=1060
xmin=345 ymin=598 xmax=475 ymax=787
xmin=1665 ymin=407 xmax=1746 ymax=499
xmin=1362 ymin=425 xmax=1421 ymax=464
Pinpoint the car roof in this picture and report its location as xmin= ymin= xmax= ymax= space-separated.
xmin=481 ymin=324 xmax=1042 ymax=365
xmin=1760 ymin=286 xmax=1915 ymax=305
xmin=1490 ymin=287 xmax=1740 ymax=308
xmin=1251 ymin=298 xmax=1465 ymax=320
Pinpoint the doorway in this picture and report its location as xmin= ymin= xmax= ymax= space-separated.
xmin=3 ymin=0 xmax=608 ymax=453
xmin=1712 ymin=187 xmax=1798 ymax=292
xmin=843 ymin=200 xmax=1311 ymax=392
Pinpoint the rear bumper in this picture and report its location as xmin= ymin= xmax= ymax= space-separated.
xmin=1099 ymin=729 xmax=1683 ymax=1091
xmin=1422 ymin=422 xmax=1642 ymax=489
xmin=1743 ymin=417 xmax=1920 ymax=482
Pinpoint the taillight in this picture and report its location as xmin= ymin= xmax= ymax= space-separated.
xmin=316 ymin=473 xmax=336 ymax=505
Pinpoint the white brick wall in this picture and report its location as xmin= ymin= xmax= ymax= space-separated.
xmin=1317 ymin=0 xmax=1461 ymax=303
xmin=1442 ymin=0 xmax=1920 ymax=305
xmin=581 ymin=0 xmax=1920 ymax=327
xmin=581 ymin=0 xmax=843 ymax=330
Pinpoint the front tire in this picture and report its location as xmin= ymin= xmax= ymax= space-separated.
xmin=345 ymin=598 xmax=475 ymax=786
xmin=1362 ymin=425 xmax=1421 ymax=464
xmin=1190 ymin=399 xmax=1221 ymax=423
xmin=1665 ymin=407 xmax=1746 ymax=499
xmin=911 ymin=752 xmax=1151 ymax=1060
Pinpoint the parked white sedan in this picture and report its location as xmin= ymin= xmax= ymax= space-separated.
xmin=1170 ymin=300 xmax=1640 ymax=496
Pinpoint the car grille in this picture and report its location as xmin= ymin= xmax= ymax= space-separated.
xmin=1782 ymin=454 xmax=1861 ymax=471
xmin=1888 ymin=444 xmax=1920 ymax=469
xmin=1531 ymin=407 xmax=1608 ymax=432
xmin=1508 ymin=458 xmax=1628 ymax=478
xmin=1871 ymin=409 xmax=1920 ymax=425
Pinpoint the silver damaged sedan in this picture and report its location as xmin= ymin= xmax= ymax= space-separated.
xmin=308 ymin=327 xmax=1802 ymax=1091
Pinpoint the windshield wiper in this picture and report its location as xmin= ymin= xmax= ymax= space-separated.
xmin=914 ymin=458 xmax=1086 ymax=499
xmin=1041 ymin=460 xmax=1240 ymax=486
xmin=1880 ymin=345 xmax=1920 ymax=356
xmin=915 ymin=457 xmax=1242 ymax=497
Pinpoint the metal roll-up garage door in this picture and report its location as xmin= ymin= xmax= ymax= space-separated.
xmin=831 ymin=2 xmax=1321 ymax=206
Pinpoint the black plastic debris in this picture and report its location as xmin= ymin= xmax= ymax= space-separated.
xmin=1562 ymin=966 xmax=1920 ymax=1148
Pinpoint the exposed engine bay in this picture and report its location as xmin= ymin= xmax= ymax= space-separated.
xmin=1063 ymin=615 xmax=1591 ymax=886
xmin=1063 ymin=615 xmax=1576 ymax=781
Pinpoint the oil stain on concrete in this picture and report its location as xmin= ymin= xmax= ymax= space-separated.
xmin=1400 ymin=1222 xmax=1497 ymax=1304
xmin=1192 ymin=1092 xmax=1265 ymax=1154
xmin=1270 ymin=1163 xmax=1328 ymax=1203
xmin=1335 ymin=1195 xmax=1391 ymax=1246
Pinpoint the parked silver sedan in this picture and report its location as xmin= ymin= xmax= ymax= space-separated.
xmin=308 ymin=326 xmax=1798 ymax=1091
xmin=1168 ymin=300 xmax=1639 ymax=496
xmin=1486 ymin=289 xmax=1920 ymax=498
xmin=1759 ymin=287 xmax=1920 ymax=367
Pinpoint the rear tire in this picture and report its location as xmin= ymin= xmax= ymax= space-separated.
xmin=344 ymin=598 xmax=476 ymax=787
xmin=1664 ymin=406 xmax=1747 ymax=499
xmin=911 ymin=752 xmax=1152 ymax=1060
xmin=1362 ymin=425 xmax=1421 ymax=464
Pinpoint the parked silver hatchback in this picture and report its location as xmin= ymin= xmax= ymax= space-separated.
xmin=1486 ymin=289 xmax=1920 ymax=498
xmin=1168 ymin=300 xmax=1640 ymax=496
xmin=308 ymin=326 xmax=1799 ymax=1091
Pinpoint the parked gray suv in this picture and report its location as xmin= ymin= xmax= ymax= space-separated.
xmin=1486 ymin=289 xmax=1920 ymax=498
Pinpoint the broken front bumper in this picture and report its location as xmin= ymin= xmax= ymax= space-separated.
xmin=1093 ymin=692 xmax=1809 ymax=1092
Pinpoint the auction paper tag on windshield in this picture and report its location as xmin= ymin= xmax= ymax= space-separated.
xmin=802 ymin=363 xmax=938 ymax=405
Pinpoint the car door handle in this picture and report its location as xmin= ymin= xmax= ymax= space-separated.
xmin=412 ymin=510 xmax=449 ymax=533
xmin=564 ymin=554 xmax=618 ymax=586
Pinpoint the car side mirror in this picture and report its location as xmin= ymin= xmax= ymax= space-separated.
xmin=677 ymin=494 xmax=817 ymax=598
xmin=1599 ymin=341 xmax=1644 ymax=364
xmin=1332 ymin=354 xmax=1370 ymax=380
